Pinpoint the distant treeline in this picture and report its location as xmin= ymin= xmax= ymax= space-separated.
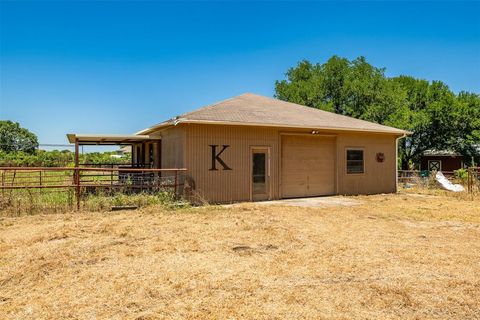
xmin=0 ymin=120 xmax=131 ymax=167
xmin=0 ymin=149 xmax=130 ymax=167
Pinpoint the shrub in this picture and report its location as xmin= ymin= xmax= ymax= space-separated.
xmin=454 ymin=168 xmax=468 ymax=183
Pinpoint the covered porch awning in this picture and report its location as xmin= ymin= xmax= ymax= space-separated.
xmin=67 ymin=133 xmax=161 ymax=168
xmin=67 ymin=133 xmax=157 ymax=145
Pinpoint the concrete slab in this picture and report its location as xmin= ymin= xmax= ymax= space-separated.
xmin=238 ymin=196 xmax=362 ymax=208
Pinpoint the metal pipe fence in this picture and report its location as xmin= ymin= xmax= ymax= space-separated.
xmin=398 ymin=168 xmax=480 ymax=195
xmin=397 ymin=170 xmax=455 ymax=184
xmin=0 ymin=167 xmax=187 ymax=210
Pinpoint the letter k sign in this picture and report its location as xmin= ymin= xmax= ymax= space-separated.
xmin=209 ymin=145 xmax=232 ymax=170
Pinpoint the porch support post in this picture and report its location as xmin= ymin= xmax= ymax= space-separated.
xmin=131 ymin=144 xmax=135 ymax=167
xmin=74 ymin=138 xmax=80 ymax=210
xmin=74 ymin=138 xmax=79 ymax=168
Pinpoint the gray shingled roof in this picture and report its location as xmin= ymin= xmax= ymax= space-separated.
xmin=138 ymin=93 xmax=409 ymax=135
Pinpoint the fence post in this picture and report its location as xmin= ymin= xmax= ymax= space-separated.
xmin=1 ymin=170 xmax=4 ymax=197
xmin=467 ymin=168 xmax=470 ymax=193
xmin=75 ymin=168 xmax=81 ymax=210
xmin=468 ymin=168 xmax=472 ymax=194
xmin=11 ymin=169 xmax=16 ymax=186
xmin=74 ymin=139 xmax=80 ymax=210
xmin=174 ymin=170 xmax=178 ymax=197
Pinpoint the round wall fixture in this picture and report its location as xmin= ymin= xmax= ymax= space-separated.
xmin=376 ymin=152 xmax=385 ymax=163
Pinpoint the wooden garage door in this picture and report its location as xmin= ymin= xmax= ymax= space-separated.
xmin=281 ymin=135 xmax=335 ymax=198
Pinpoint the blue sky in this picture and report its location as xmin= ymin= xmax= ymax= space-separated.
xmin=1 ymin=1 xmax=479 ymax=149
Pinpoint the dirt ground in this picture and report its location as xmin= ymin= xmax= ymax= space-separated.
xmin=236 ymin=195 xmax=362 ymax=208
xmin=1 ymin=192 xmax=479 ymax=319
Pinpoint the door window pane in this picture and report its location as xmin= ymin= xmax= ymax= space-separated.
xmin=252 ymin=152 xmax=266 ymax=194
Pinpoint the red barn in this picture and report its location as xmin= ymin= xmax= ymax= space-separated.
xmin=420 ymin=150 xmax=464 ymax=173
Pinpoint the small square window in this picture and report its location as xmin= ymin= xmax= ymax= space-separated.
xmin=347 ymin=149 xmax=364 ymax=174
xmin=428 ymin=160 xmax=441 ymax=171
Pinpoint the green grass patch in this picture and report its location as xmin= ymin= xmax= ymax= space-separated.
xmin=0 ymin=188 xmax=186 ymax=216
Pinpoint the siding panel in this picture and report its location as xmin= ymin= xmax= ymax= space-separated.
xmin=184 ymin=124 xmax=279 ymax=203
xmin=336 ymin=133 xmax=397 ymax=195
xmin=155 ymin=124 xmax=399 ymax=202
xmin=157 ymin=126 xmax=185 ymax=168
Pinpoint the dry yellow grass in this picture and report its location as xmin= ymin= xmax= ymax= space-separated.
xmin=1 ymin=192 xmax=479 ymax=319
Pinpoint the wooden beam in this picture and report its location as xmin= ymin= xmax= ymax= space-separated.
xmin=74 ymin=139 xmax=80 ymax=210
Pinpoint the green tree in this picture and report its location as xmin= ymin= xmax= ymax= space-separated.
xmin=0 ymin=120 xmax=39 ymax=154
xmin=275 ymin=56 xmax=480 ymax=169
xmin=391 ymin=77 xmax=460 ymax=168
xmin=275 ymin=56 xmax=403 ymax=121
xmin=454 ymin=92 xmax=480 ymax=164
xmin=274 ymin=60 xmax=329 ymax=111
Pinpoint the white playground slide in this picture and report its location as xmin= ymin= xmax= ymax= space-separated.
xmin=435 ymin=171 xmax=465 ymax=192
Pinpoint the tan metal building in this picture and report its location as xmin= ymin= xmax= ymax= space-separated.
xmin=126 ymin=93 xmax=408 ymax=203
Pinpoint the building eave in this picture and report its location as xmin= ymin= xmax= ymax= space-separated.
xmin=139 ymin=118 xmax=411 ymax=136
xmin=67 ymin=133 xmax=157 ymax=145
